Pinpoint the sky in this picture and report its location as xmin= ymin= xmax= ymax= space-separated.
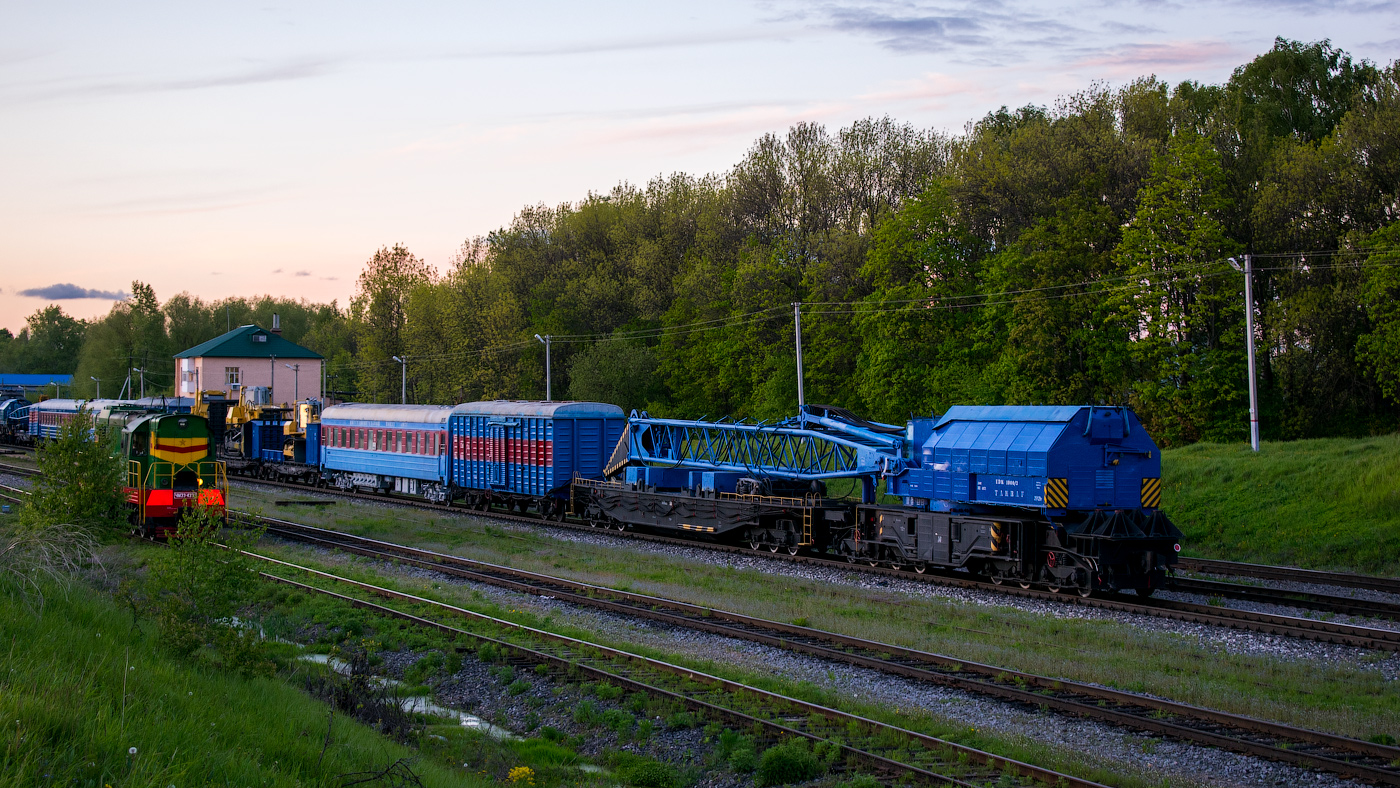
xmin=1 ymin=1 xmax=1396 ymax=334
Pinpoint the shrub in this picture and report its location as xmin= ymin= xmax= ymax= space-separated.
xmin=756 ymin=737 xmax=826 ymax=786
xmin=664 ymin=710 xmax=696 ymax=729
xmin=404 ymin=651 xmax=445 ymax=684
xmin=573 ymin=699 xmax=602 ymax=725
xmin=508 ymin=679 xmax=531 ymax=696
xmin=621 ymin=759 xmax=677 ymax=788
xmin=841 ymin=775 xmax=882 ymax=788
xmin=477 ymin=641 xmax=500 ymax=663
xmin=602 ymin=708 xmax=635 ymax=734
xmin=595 ymin=681 xmax=623 ymax=700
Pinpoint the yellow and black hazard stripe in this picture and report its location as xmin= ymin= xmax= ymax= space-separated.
xmin=1141 ymin=477 xmax=1162 ymax=509
xmin=1044 ymin=478 xmax=1068 ymax=508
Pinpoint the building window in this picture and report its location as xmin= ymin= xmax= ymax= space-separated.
xmin=225 ymin=367 xmax=241 ymax=386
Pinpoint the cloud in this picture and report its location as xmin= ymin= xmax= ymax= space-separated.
xmin=8 ymin=59 xmax=333 ymax=105
xmin=271 ymin=268 xmax=283 ymax=274
xmin=321 ymin=276 xmax=338 ymax=281
xmin=294 ymin=270 xmax=311 ymax=276
xmin=19 ymin=283 xmax=127 ymax=300
xmin=1069 ymin=40 xmax=1240 ymax=73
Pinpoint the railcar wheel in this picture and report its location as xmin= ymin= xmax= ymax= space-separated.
xmin=990 ymin=575 xmax=1003 ymax=585
xmin=1046 ymin=584 xmax=1062 ymax=594
xmin=913 ymin=562 xmax=927 ymax=574
xmin=1018 ymin=580 xmax=1032 ymax=589
xmin=1077 ymin=586 xmax=1093 ymax=598
xmin=845 ymin=553 xmax=857 ymax=564
xmin=867 ymin=559 xmax=879 ymax=568
xmin=612 ymin=519 xmax=626 ymax=532
xmin=767 ymin=542 xmax=779 ymax=553
xmin=786 ymin=545 xmax=799 ymax=556
xmin=749 ymin=537 xmax=762 ymax=550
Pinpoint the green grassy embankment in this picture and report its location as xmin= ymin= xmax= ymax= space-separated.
xmin=0 ymin=585 xmax=490 ymax=787
xmin=1162 ymin=434 xmax=1400 ymax=575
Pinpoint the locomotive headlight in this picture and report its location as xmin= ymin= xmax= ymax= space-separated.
xmin=1173 ymin=543 xmax=1181 ymax=552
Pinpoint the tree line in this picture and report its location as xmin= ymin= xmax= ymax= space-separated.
xmin=4 ymin=39 xmax=1398 ymax=447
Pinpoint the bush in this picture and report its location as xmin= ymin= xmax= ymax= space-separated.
xmin=595 ymin=681 xmax=623 ymax=700
xmin=476 ymin=641 xmax=499 ymax=663
xmin=602 ymin=708 xmax=635 ymax=734
xmin=664 ymin=710 xmax=696 ymax=729
xmin=508 ymin=679 xmax=531 ymax=696
xmin=405 ymin=652 xmax=445 ymax=684
xmin=573 ymin=699 xmax=602 ymax=725
xmin=718 ymin=729 xmax=758 ymax=772
xmin=141 ymin=504 xmax=270 ymax=674
xmin=620 ymin=759 xmax=677 ymax=788
xmin=756 ymin=737 xmax=826 ymax=786
xmin=841 ymin=775 xmax=882 ymax=788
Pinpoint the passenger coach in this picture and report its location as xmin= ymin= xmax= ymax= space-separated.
xmin=320 ymin=403 xmax=453 ymax=501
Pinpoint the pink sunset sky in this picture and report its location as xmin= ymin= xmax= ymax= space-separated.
xmin=2 ymin=1 xmax=1396 ymax=333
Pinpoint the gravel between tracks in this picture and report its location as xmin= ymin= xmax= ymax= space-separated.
xmin=229 ymin=481 xmax=1400 ymax=679
xmin=275 ymin=531 xmax=1371 ymax=788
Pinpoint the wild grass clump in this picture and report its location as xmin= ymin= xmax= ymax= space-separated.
xmin=1 ymin=406 xmax=115 ymax=610
xmin=0 ymin=584 xmax=486 ymax=787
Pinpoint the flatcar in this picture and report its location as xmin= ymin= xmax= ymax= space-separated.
xmin=576 ymin=404 xmax=1182 ymax=596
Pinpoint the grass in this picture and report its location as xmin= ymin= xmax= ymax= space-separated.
xmin=227 ymin=485 xmax=1400 ymax=748
xmin=1162 ymin=434 xmax=1400 ymax=574
xmin=243 ymin=548 xmax=1168 ymax=788
xmin=0 ymin=582 xmax=493 ymax=788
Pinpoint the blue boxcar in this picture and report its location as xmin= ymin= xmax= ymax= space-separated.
xmin=320 ymin=404 xmax=453 ymax=501
xmin=448 ymin=401 xmax=625 ymax=507
xmin=894 ymin=405 xmax=1162 ymax=514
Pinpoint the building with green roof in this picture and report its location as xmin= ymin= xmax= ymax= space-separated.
xmin=175 ymin=323 xmax=323 ymax=405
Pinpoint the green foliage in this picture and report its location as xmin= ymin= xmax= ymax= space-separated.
xmin=1109 ymin=132 xmax=1244 ymax=445
xmin=566 ymin=339 xmax=660 ymax=414
xmin=1357 ymin=223 xmax=1400 ymax=401
xmin=405 ymin=651 xmax=447 ymax=684
xmin=755 ymin=737 xmax=828 ymax=786
xmin=16 ymin=41 xmax=1400 ymax=445
xmin=141 ymin=506 xmax=270 ymax=673
xmin=0 ymin=584 xmax=486 ymax=788
xmin=1162 ymin=434 xmax=1400 ymax=572
xmin=0 ymin=305 xmax=86 ymax=376
xmin=19 ymin=404 xmax=124 ymax=533
xmin=717 ymin=728 xmax=758 ymax=772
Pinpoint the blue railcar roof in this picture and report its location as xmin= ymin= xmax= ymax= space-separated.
xmin=450 ymin=400 xmax=624 ymax=419
xmin=321 ymin=403 xmax=454 ymax=425
xmin=934 ymin=405 xmax=1087 ymax=428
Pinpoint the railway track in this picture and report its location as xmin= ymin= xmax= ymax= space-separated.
xmin=247 ymin=511 xmax=1400 ymax=785
xmin=5 ymin=460 xmax=1398 ymax=649
xmin=215 ymin=472 xmax=1400 ymax=652
xmin=1179 ymin=556 xmax=1400 ymax=595
xmin=246 ymin=548 xmax=1103 ymax=788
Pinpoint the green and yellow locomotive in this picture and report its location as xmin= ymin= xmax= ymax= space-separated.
xmin=121 ymin=412 xmax=227 ymax=537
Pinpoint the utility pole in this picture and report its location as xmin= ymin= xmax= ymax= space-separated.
xmin=534 ymin=335 xmax=552 ymax=401
xmin=1230 ymin=255 xmax=1261 ymax=452
xmin=793 ymin=302 xmax=805 ymax=411
xmin=133 ymin=368 xmax=146 ymax=399
xmin=392 ymin=356 xmax=407 ymax=404
xmin=90 ymin=376 xmax=101 ymax=398
xmin=271 ymin=354 xmax=277 ymax=406
xmin=284 ymin=363 xmax=300 ymax=403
